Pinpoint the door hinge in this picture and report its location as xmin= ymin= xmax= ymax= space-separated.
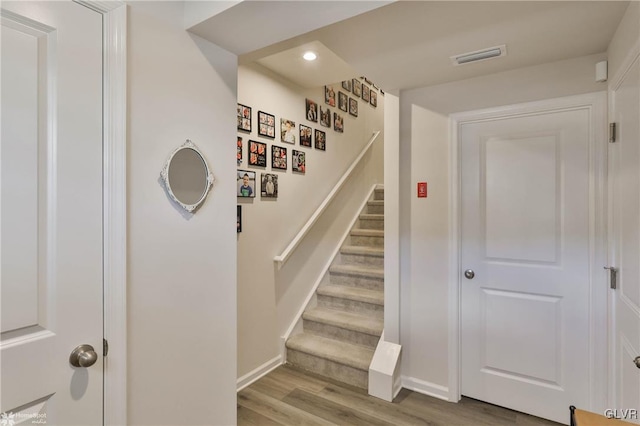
xmin=609 ymin=122 xmax=617 ymax=143
xmin=604 ymin=266 xmax=618 ymax=289
xmin=103 ymin=338 xmax=109 ymax=357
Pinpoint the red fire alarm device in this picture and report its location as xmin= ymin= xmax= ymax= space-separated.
xmin=417 ymin=182 xmax=427 ymax=198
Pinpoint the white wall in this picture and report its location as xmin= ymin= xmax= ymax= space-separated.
xmin=127 ymin=2 xmax=237 ymax=424
xmin=237 ymin=63 xmax=384 ymax=378
xmin=608 ymin=1 xmax=639 ymax=83
xmin=399 ymin=53 xmax=609 ymax=395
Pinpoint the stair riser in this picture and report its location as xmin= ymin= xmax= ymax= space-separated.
xmin=303 ymin=320 xmax=381 ymax=349
xmin=286 ymin=350 xmax=368 ymax=389
xmin=317 ymin=295 xmax=383 ymax=319
xmin=367 ymin=204 xmax=384 ymax=214
xmin=374 ymin=189 xmax=384 ymax=201
xmin=359 ymin=218 xmax=384 ymax=230
xmin=339 ymin=253 xmax=384 ymax=267
xmin=351 ymin=235 xmax=384 ymax=247
xmin=329 ymin=272 xmax=384 ymax=291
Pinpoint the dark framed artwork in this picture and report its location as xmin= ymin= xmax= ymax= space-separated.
xmin=362 ymin=85 xmax=370 ymax=102
xmin=320 ymin=106 xmax=331 ymax=128
xmin=237 ymin=137 xmax=243 ymax=165
xmin=272 ymin=145 xmax=288 ymax=170
xmin=237 ymin=170 xmax=256 ymax=198
xmin=352 ymin=78 xmax=362 ymax=96
xmin=305 ymin=98 xmax=318 ymax=122
xmin=258 ymin=111 xmax=275 ymax=138
xmin=292 ymin=150 xmax=306 ymax=174
xmin=342 ymin=80 xmax=352 ymax=92
xmin=370 ymin=91 xmax=378 ymax=107
xmin=315 ymin=129 xmax=326 ymax=151
xmin=325 ymin=85 xmax=336 ymax=107
xmin=281 ymin=118 xmax=296 ymax=144
xmin=300 ymin=124 xmax=312 ymax=147
xmin=237 ymin=205 xmax=242 ymax=233
xmin=261 ymin=173 xmax=278 ymax=198
xmin=349 ymin=98 xmax=358 ymax=117
xmin=364 ymin=77 xmax=373 ymax=86
xmin=237 ymin=103 xmax=251 ymax=132
xmin=334 ymin=113 xmax=344 ymax=133
xmin=338 ymin=91 xmax=348 ymax=112
xmin=248 ymin=140 xmax=267 ymax=167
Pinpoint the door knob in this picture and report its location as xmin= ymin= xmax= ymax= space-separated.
xmin=69 ymin=344 xmax=98 ymax=368
xmin=464 ymin=269 xmax=475 ymax=279
xmin=634 ymin=356 xmax=640 ymax=369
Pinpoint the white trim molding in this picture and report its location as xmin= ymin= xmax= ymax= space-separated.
xmin=236 ymin=356 xmax=282 ymax=392
xmin=401 ymin=376 xmax=450 ymax=401
xmin=75 ymin=1 xmax=128 ymax=425
xmin=449 ymin=92 xmax=608 ymax=410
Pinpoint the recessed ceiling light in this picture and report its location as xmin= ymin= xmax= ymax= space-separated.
xmin=303 ymin=51 xmax=317 ymax=61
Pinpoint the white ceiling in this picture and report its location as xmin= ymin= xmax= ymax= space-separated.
xmin=236 ymin=1 xmax=630 ymax=91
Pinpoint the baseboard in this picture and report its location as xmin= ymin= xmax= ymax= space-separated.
xmin=401 ymin=376 xmax=450 ymax=401
xmin=236 ymin=355 xmax=282 ymax=392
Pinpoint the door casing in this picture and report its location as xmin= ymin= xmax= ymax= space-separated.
xmin=448 ymin=92 xmax=608 ymax=414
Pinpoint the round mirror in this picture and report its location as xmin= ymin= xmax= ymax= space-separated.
xmin=161 ymin=140 xmax=214 ymax=212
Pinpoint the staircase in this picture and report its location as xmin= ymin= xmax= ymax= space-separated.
xmin=285 ymin=186 xmax=384 ymax=389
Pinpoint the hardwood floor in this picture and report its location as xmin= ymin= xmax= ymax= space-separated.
xmin=237 ymin=365 xmax=562 ymax=426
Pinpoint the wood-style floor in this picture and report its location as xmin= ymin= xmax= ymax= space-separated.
xmin=237 ymin=365 xmax=562 ymax=426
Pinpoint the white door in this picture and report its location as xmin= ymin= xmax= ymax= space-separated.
xmin=611 ymin=54 xmax=640 ymax=423
xmin=1 ymin=2 xmax=103 ymax=424
xmin=460 ymin=100 xmax=600 ymax=424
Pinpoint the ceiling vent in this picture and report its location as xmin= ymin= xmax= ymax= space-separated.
xmin=451 ymin=45 xmax=507 ymax=66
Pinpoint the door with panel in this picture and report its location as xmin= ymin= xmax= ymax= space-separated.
xmin=460 ymin=98 xmax=602 ymax=424
xmin=610 ymin=53 xmax=640 ymax=423
xmin=1 ymin=1 xmax=103 ymax=424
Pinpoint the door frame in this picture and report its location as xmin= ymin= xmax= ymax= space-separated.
xmin=607 ymin=38 xmax=640 ymax=411
xmin=448 ymin=92 xmax=609 ymax=413
xmin=75 ymin=1 xmax=127 ymax=425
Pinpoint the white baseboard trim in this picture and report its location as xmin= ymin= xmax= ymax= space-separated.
xmin=401 ymin=376 xmax=450 ymax=401
xmin=237 ymin=355 xmax=282 ymax=392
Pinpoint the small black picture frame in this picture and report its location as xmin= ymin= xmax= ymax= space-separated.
xmin=261 ymin=173 xmax=278 ymax=198
xmin=370 ymin=91 xmax=378 ymax=108
xmin=292 ymin=150 xmax=306 ymax=174
xmin=300 ymin=124 xmax=312 ymax=147
xmin=248 ymin=140 xmax=267 ymax=167
xmin=306 ymin=98 xmax=318 ymax=123
xmin=315 ymin=129 xmax=326 ymax=151
xmin=258 ymin=111 xmax=275 ymax=138
xmin=349 ymin=98 xmax=358 ymax=117
xmin=237 ymin=104 xmax=252 ymax=132
xmin=352 ymin=78 xmax=362 ymax=96
xmin=338 ymin=91 xmax=348 ymax=112
xmin=334 ymin=112 xmax=344 ymax=133
xmin=342 ymin=80 xmax=352 ymax=92
xmin=362 ymin=85 xmax=370 ymax=103
xmin=272 ymin=145 xmax=288 ymax=170
xmin=320 ymin=106 xmax=331 ymax=128
xmin=325 ymin=85 xmax=336 ymax=107
xmin=237 ymin=205 xmax=242 ymax=233
xmin=237 ymin=169 xmax=256 ymax=198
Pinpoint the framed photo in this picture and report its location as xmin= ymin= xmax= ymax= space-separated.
xmin=281 ymin=118 xmax=296 ymax=144
xmin=237 ymin=137 xmax=243 ymax=165
xmin=305 ymin=98 xmax=318 ymax=122
xmin=349 ymin=97 xmax=358 ymax=117
xmin=237 ymin=104 xmax=251 ymax=132
xmin=248 ymin=140 xmax=267 ymax=167
xmin=338 ymin=92 xmax=348 ymax=112
xmin=272 ymin=145 xmax=287 ymax=170
xmin=352 ymin=78 xmax=362 ymax=96
xmin=292 ymin=150 xmax=306 ymax=174
xmin=334 ymin=113 xmax=344 ymax=133
xmin=258 ymin=111 xmax=275 ymax=138
xmin=370 ymin=91 xmax=378 ymax=108
xmin=325 ymin=85 xmax=336 ymax=107
xmin=315 ymin=129 xmax=326 ymax=151
xmin=320 ymin=106 xmax=331 ymax=128
xmin=237 ymin=170 xmax=256 ymax=198
xmin=300 ymin=124 xmax=312 ymax=147
xmin=237 ymin=205 xmax=242 ymax=233
xmin=261 ymin=173 xmax=278 ymax=198
xmin=362 ymin=85 xmax=370 ymax=102
xmin=342 ymin=80 xmax=352 ymax=92
xmin=364 ymin=77 xmax=373 ymax=86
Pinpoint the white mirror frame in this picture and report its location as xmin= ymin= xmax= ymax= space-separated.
xmin=160 ymin=140 xmax=214 ymax=212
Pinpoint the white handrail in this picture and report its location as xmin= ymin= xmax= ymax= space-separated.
xmin=274 ymin=130 xmax=381 ymax=269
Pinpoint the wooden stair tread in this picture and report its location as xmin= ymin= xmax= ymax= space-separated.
xmin=286 ymin=334 xmax=374 ymax=371
xmin=317 ymin=285 xmax=384 ymax=305
xmin=303 ymin=307 xmax=383 ymax=336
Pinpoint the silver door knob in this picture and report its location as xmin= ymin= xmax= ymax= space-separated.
xmin=464 ymin=269 xmax=475 ymax=279
xmin=634 ymin=356 xmax=640 ymax=369
xmin=69 ymin=344 xmax=98 ymax=368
